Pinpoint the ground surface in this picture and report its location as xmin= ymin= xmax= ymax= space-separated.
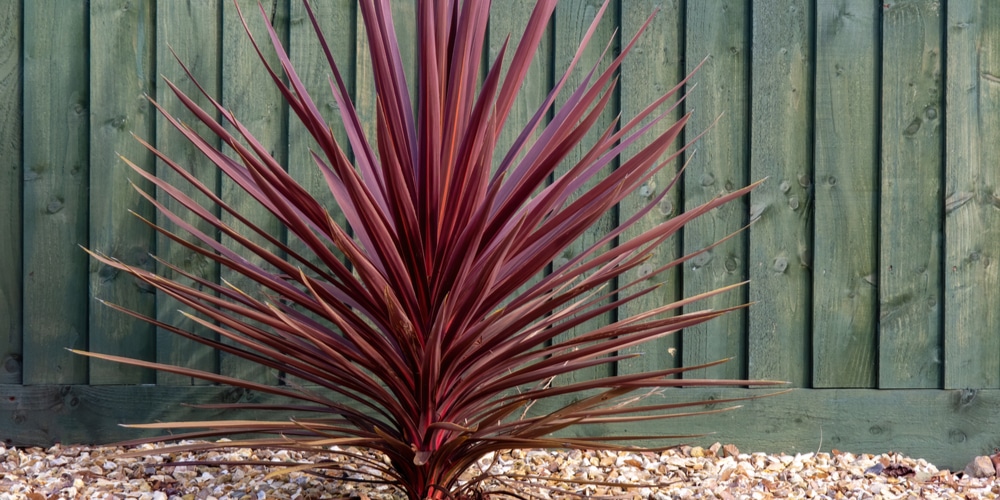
xmin=1 ymin=440 xmax=997 ymax=499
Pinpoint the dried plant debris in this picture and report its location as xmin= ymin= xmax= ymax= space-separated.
xmin=3 ymin=441 xmax=1000 ymax=499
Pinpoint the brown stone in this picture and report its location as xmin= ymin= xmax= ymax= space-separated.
xmin=964 ymin=455 xmax=996 ymax=478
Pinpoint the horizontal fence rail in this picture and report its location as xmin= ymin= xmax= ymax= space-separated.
xmin=0 ymin=0 xmax=999 ymax=461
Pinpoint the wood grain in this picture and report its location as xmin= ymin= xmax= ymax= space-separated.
xmin=487 ymin=1 xmax=554 ymax=331
xmin=21 ymin=0 xmax=90 ymax=385
xmin=747 ymin=0 xmax=814 ymax=387
xmin=287 ymin=0 xmax=354 ymax=262
xmin=879 ymin=0 xmax=944 ymax=389
xmin=155 ymin=0 xmax=222 ymax=385
xmin=2 ymin=384 xmax=999 ymax=472
xmin=489 ymin=0 xmax=553 ymax=168
xmin=551 ymin=0 xmax=620 ymax=384
xmin=811 ymin=0 xmax=878 ymax=388
xmin=354 ymin=0 xmax=417 ymax=145
xmin=283 ymin=0 xmax=356 ymax=387
xmin=681 ymin=0 xmax=750 ymax=382
xmin=943 ymin=0 xmax=1000 ymax=389
xmin=88 ymin=0 xmax=157 ymax=385
xmin=217 ymin=0 xmax=288 ymax=385
xmin=0 ymin=1 xmax=20 ymax=384
xmin=616 ymin=0 xmax=683 ymax=376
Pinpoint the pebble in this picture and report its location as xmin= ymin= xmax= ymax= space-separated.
xmin=967 ymin=455 xmax=997 ymax=478
xmin=3 ymin=441 xmax=1000 ymax=498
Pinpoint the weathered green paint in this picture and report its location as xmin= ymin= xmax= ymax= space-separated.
xmin=5 ymin=0 xmax=1000 ymax=464
xmin=354 ymin=0 xmax=417 ymax=144
xmin=155 ymin=0 xmax=222 ymax=385
xmin=282 ymin=0 xmax=356 ymax=387
xmin=21 ymin=0 xmax=90 ymax=385
xmin=944 ymin=0 xmax=1000 ymax=389
xmin=616 ymin=0 xmax=682 ymax=376
xmin=287 ymin=0 xmax=354 ymax=259
xmin=88 ymin=0 xmax=157 ymax=385
xmin=879 ymin=0 xmax=944 ymax=389
xmin=0 ymin=1 xmax=20 ymax=385
xmin=681 ymin=0 xmax=749 ymax=382
xmin=487 ymin=1 xmax=554 ymax=321
xmin=3 ymin=384 xmax=999 ymax=472
xmin=488 ymin=0 xmax=553 ymax=168
xmin=217 ymin=0 xmax=288 ymax=385
xmin=812 ymin=0 xmax=878 ymax=388
xmin=551 ymin=0 xmax=619 ymax=384
xmin=747 ymin=0 xmax=813 ymax=386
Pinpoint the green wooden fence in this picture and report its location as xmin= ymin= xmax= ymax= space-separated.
xmin=1 ymin=0 xmax=999 ymax=470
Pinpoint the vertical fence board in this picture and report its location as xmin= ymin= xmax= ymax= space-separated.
xmin=812 ymin=0 xmax=878 ymax=388
xmin=944 ymin=0 xmax=1000 ymax=389
xmin=488 ymin=1 xmax=554 ymax=321
xmin=616 ymin=0 xmax=683 ymax=376
xmin=488 ymin=2 xmax=556 ymax=380
xmin=155 ymin=0 xmax=222 ymax=385
xmin=682 ymin=1 xmax=750 ymax=381
xmin=879 ymin=0 xmax=943 ymax=389
xmin=0 ymin=1 xmax=20 ymax=384
xmin=88 ymin=0 xmax=157 ymax=385
xmin=354 ymin=1 xmax=416 ymax=144
xmin=288 ymin=0 xmax=354 ymax=258
xmin=21 ymin=0 xmax=90 ymax=385
xmin=489 ymin=1 xmax=552 ymax=167
xmin=747 ymin=0 xmax=813 ymax=386
xmin=552 ymin=0 xmax=619 ymax=384
xmin=217 ymin=0 xmax=288 ymax=384
xmin=284 ymin=0 xmax=355 ymax=387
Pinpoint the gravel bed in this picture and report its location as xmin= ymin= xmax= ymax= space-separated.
xmin=2 ymin=440 xmax=997 ymax=499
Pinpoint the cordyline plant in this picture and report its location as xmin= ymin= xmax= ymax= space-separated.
xmin=79 ymin=0 xmax=782 ymax=498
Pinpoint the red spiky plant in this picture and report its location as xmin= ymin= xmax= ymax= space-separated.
xmin=79 ymin=0 xmax=781 ymax=498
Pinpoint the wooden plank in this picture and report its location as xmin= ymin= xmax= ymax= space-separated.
xmin=0 ymin=1 xmax=20 ymax=384
xmin=21 ymin=0 xmax=90 ymax=385
xmin=155 ymin=0 xmax=222 ymax=385
xmin=944 ymin=0 xmax=1000 ymax=389
xmin=879 ymin=0 xmax=944 ymax=388
xmin=747 ymin=0 xmax=813 ymax=386
xmin=616 ymin=0 xmax=682 ymax=376
xmin=354 ymin=0 xmax=417 ymax=144
xmin=87 ymin=0 xmax=157 ymax=385
xmin=489 ymin=0 xmax=553 ymax=167
xmin=284 ymin=0 xmax=355 ymax=387
xmin=0 ymin=384 xmax=295 ymax=447
xmin=217 ymin=0 xmax=289 ymax=385
xmin=811 ymin=1 xmax=878 ymax=388
xmin=3 ymin=384 xmax=1000 ymax=471
xmin=487 ymin=2 xmax=554 ymax=336
xmin=550 ymin=0 xmax=620 ymax=385
xmin=681 ymin=0 xmax=750 ymax=381
xmin=287 ymin=0 xmax=354 ymax=259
